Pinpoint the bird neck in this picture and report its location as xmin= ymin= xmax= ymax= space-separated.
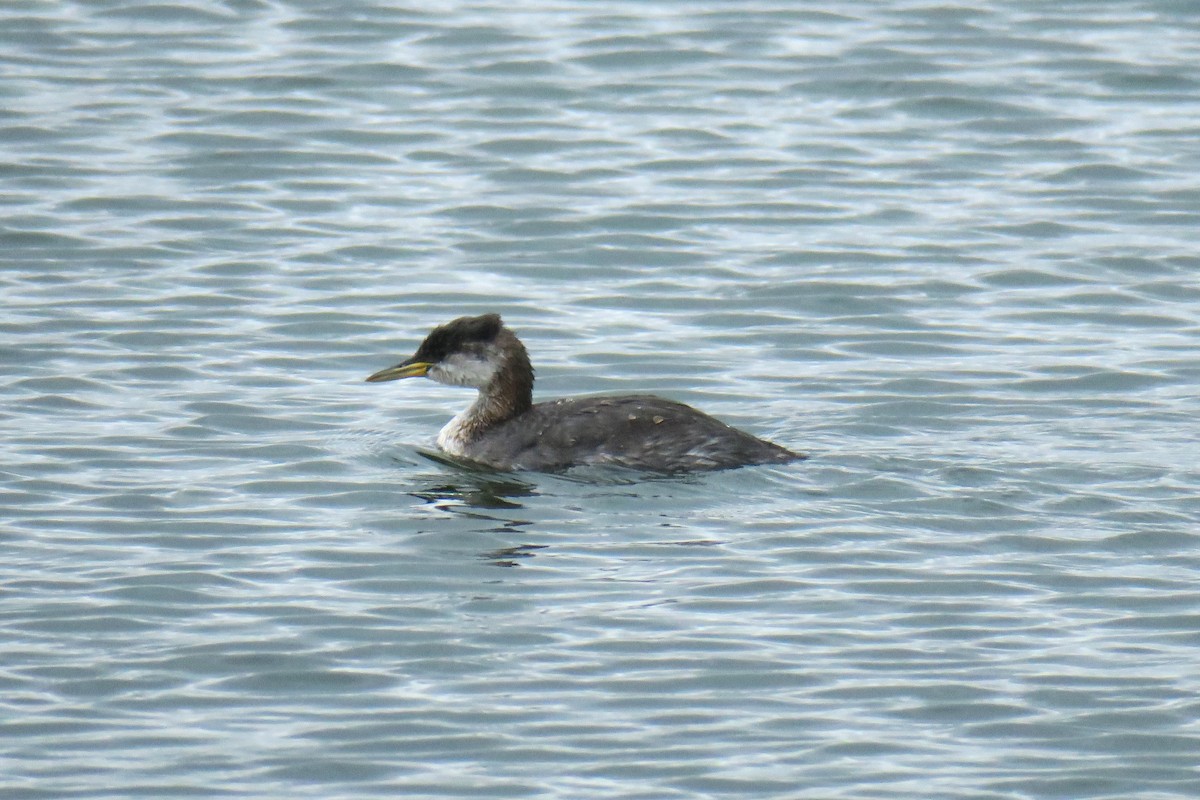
xmin=446 ymin=336 xmax=534 ymax=444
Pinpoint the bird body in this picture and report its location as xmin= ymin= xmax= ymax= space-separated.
xmin=367 ymin=314 xmax=802 ymax=473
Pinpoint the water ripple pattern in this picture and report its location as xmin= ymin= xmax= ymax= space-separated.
xmin=3 ymin=2 xmax=1199 ymax=799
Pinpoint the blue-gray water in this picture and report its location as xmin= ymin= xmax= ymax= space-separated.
xmin=3 ymin=2 xmax=1200 ymax=798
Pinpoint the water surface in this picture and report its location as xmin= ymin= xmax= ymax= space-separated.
xmin=3 ymin=2 xmax=1200 ymax=798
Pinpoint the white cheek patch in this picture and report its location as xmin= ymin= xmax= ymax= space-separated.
xmin=428 ymin=351 xmax=498 ymax=388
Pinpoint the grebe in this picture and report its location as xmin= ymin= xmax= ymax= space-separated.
xmin=366 ymin=314 xmax=803 ymax=472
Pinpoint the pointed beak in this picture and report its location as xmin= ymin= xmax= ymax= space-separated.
xmin=365 ymin=358 xmax=432 ymax=383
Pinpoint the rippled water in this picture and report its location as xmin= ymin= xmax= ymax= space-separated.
xmin=4 ymin=2 xmax=1200 ymax=798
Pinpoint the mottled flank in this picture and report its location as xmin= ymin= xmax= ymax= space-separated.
xmin=467 ymin=394 xmax=799 ymax=471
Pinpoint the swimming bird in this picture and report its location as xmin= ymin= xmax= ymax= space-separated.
xmin=366 ymin=314 xmax=803 ymax=472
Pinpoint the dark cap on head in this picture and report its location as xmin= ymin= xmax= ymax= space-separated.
xmin=412 ymin=313 xmax=504 ymax=363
